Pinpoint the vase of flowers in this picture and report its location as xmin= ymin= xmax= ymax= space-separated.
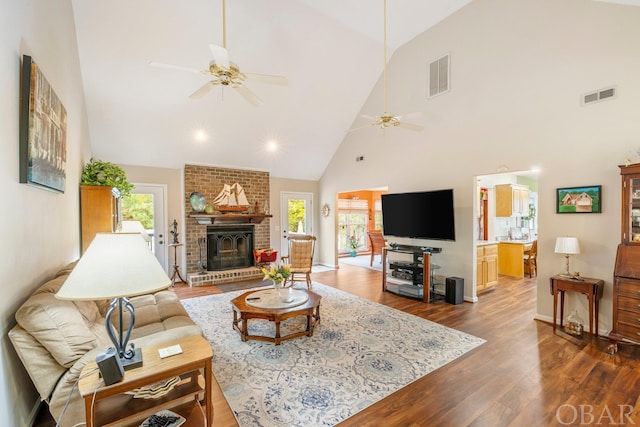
xmin=348 ymin=234 xmax=360 ymax=257
xmin=262 ymin=263 xmax=292 ymax=300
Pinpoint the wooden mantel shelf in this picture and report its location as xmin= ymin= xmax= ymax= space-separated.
xmin=190 ymin=213 xmax=273 ymax=225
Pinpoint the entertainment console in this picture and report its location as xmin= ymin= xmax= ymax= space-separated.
xmin=382 ymin=244 xmax=442 ymax=303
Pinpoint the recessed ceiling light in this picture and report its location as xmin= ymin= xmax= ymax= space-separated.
xmin=194 ymin=130 xmax=207 ymax=142
xmin=266 ymin=140 xmax=278 ymax=152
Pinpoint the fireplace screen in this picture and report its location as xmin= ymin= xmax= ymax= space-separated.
xmin=207 ymin=225 xmax=255 ymax=271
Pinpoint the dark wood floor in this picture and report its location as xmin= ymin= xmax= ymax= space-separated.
xmin=36 ymin=266 xmax=640 ymax=426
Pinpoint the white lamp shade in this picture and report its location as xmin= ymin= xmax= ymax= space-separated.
xmin=119 ymin=220 xmax=152 ymax=243
xmin=57 ymin=233 xmax=170 ymax=300
xmin=554 ymin=237 xmax=581 ymax=255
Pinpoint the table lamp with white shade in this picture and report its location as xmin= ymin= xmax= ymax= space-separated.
xmin=56 ymin=233 xmax=170 ymax=369
xmin=555 ymin=237 xmax=581 ymax=277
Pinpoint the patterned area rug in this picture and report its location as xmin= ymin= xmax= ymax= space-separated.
xmin=181 ymin=283 xmax=485 ymax=427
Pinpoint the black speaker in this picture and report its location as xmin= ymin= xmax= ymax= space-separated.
xmin=96 ymin=347 xmax=124 ymax=385
xmin=445 ymin=277 xmax=464 ymax=305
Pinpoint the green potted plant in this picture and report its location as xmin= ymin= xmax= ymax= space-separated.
xmin=80 ymin=158 xmax=134 ymax=197
xmin=348 ymin=234 xmax=360 ymax=257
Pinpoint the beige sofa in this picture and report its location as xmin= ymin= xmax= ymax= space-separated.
xmin=8 ymin=262 xmax=202 ymax=426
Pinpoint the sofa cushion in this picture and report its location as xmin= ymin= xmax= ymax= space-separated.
xmin=15 ymin=292 xmax=100 ymax=368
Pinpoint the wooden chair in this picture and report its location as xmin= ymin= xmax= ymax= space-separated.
xmin=282 ymin=235 xmax=316 ymax=289
xmin=523 ymin=240 xmax=537 ymax=277
xmin=367 ymin=230 xmax=387 ymax=267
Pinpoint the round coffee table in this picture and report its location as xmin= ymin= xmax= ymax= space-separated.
xmin=231 ymin=289 xmax=321 ymax=345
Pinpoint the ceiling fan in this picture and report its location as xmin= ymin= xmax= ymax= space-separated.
xmin=348 ymin=0 xmax=423 ymax=132
xmin=149 ymin=0 xmax=287 ymax=106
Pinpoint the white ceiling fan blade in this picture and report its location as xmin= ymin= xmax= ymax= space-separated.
xmin=398 ymin=111 xmax=423 ymax=121
xmin=209 ymin=44 xmax=230 ymax=68
xmin=234 ymin=84 xmax=263 ymax=106
xmin=244 ymin=73 xmax=288 ymax=86
xmin=359 ymin=114 xmax=378 ymax=121
xmin=347 ymin=123 xmax=377 ymax=133
xmin=398 ymin=121 xmax=424 ymax=131
xmin=149 ymin=61 xmax=203 ymax=75
xmin=189 ymin=81 xmax=217 ymax=99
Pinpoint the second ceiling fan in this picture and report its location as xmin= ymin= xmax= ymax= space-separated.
xmin=150 ymin=0 xmax=287 ymax=106
xmin=349 ymin=0 xmax=423 ymax=133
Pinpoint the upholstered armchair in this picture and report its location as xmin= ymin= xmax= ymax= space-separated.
xmin=282 ymin=235 xmax=316 ymax=289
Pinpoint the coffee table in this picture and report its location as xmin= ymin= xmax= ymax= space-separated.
xmin=231 ymin=289 xmax=321 ymax=345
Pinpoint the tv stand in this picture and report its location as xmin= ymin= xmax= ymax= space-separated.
xmin=382 ymin=245 xmax=439 ymax=303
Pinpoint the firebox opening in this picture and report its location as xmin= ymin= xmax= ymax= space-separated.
xmin=206 ymin=225 xmax=255 ymax=271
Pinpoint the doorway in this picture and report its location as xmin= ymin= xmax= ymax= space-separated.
xmin=336 ymin=188 xmax=387 ymax=270
xmin=280 ymin=191 xmax=313 ymax=258
xmin=474 ymin=170 xmax=539 ymax=296
xmin=121 ymin=184 xmax=168 ymax=272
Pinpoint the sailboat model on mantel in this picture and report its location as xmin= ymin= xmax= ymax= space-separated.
xmin=213 ymin=183 xmax=250 ymax=213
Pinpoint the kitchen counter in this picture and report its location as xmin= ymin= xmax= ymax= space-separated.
xmin=476 ymin=240 xmax=499 ymax=246
xmin=498 ymin=241 xmax=534 ymax=277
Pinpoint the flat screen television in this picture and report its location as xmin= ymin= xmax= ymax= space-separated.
xmin=381 ymin=189 xmax=455 ymax=241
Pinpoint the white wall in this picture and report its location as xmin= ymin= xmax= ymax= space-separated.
xmin=320 ymin=0 xmax=640 ymax=327
xmin=0 ymin=0 xmax=89 ymax=425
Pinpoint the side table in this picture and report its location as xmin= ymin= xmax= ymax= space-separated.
xmin=168 ymin=243 xmax=185 ymax=286
xmin=79 ymin=335 xmax=213 ymax=427
xmin=549 ymin=275 xmax=604 ymax=338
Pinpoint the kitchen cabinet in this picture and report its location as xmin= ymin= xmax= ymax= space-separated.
xmin=477 ymin=244 xmax=498 ymax=291
xmin=80 ymin=185 xmax=120 ymax=253
xmin=498 ymin=241 xmax=532 ymax=278
xmin=495 ymin=184 xmax=529 ymax=217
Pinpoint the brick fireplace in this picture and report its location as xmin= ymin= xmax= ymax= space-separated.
xmin=184 ymin=164 xmax=270 ymax=285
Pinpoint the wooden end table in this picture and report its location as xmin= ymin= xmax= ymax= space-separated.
xmin=231 ymin=289 xmax=321 ymax=345
xmin=549 ymin=275 xmax=604 ymax=338
xmin=78 ymin=335 xmax=213 ymax=427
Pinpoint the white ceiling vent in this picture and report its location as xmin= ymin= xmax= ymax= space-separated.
xmin=428 ymin=54 xmax=450 ymax=98
xmin=582 ymin=86 xmax=617 ymax=106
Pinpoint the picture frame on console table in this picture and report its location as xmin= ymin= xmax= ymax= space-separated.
xmin=19 ymin=55 xmax=67 ymax=193
xmin=556 ymin=185 xmax=601 ymax=214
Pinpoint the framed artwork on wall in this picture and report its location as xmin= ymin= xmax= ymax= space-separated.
xmin=556 ymin=185 xmax=602 ymax=214
xmin=19 ymin=55 xmax=67 ymax=193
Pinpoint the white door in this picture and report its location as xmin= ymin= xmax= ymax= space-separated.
xmin=280 ymin=192 xmax=313 ymax=258
xmin=121 ymin=184 xmax=168 ymax=272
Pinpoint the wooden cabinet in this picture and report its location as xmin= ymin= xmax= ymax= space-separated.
xmin=477 ymin=244 xmax=498 ymax=291
xmin=80 ymin=185 xmax=120 ymax=253
xmin=495 ymin=184 xmax=529 ymax=217
xmin=612 ymin=164 xmax=640 ymax=347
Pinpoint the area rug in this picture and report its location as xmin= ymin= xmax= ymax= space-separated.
xmin=181 ymin=283 xmax=485 ymax=427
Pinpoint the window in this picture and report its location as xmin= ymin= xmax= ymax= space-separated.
xmin=338 ymin=199 xmax=368 ymax=253
xmin=374 ymin=199 xmax=383 ymax=232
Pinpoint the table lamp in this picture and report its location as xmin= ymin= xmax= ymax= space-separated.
xmin=57 ymin=233 xmax=170 ymax=369
xmin=554 ymin=237 xmax=581 ymax=277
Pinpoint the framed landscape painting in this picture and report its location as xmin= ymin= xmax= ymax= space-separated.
xmin=556 ymin=185 xmax=601 ymax=214
xmin=19 ymin=55 xmax=67 ymax=193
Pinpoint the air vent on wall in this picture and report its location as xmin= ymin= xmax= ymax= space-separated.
xmin=428 ymin=54 xmax=450 ymax=98
xmin=582 ymin=86 xmax=617 ymax=106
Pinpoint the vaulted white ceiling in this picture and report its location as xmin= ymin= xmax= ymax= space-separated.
xmin=71 ymin=0 xmax=472 ymax=180
xmin=71 ymin=0 xmax=639 ymax=180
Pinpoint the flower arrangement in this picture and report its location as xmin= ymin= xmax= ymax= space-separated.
xmin=348 ymin=234 xmax=360 ymax=250
xmin=262 ymin=263 xmax=291 ymax=285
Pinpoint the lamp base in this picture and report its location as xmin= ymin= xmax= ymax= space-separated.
xmin=120 ymin=347 xmax=143 ymax=370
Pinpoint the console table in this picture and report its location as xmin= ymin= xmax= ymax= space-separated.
xmin=549 ymin=275 xmax=604 ymax=338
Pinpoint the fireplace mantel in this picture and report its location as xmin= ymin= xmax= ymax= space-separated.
xmin=190 ymin=213 xmax=273 ymax=225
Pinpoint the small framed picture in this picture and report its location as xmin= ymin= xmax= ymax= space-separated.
xmin=556 ymin=185 xmax=602 ymax=214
